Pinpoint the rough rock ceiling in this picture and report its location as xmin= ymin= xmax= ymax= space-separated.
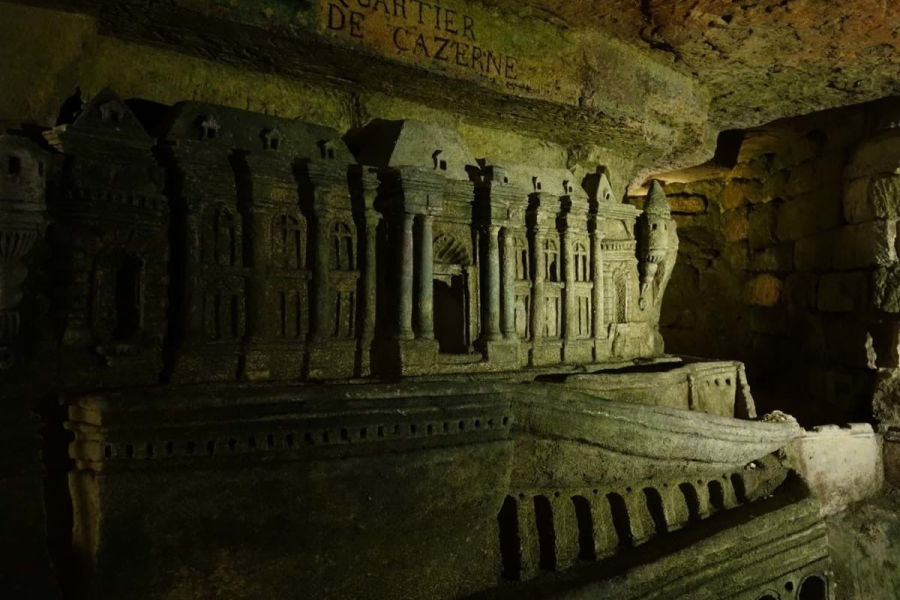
xmin=7 ymin=0 xmax=899 ymax=175
xmin=488 ymin=0 xmax=900 ymax=131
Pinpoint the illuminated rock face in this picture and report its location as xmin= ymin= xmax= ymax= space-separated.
xmin=2 ymin=92 xmax=837 ymax=600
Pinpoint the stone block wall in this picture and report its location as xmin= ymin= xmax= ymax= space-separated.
xmin=638 ymin=99 xmax=900 ymax=426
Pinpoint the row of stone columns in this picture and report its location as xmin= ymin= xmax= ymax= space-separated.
xmin=396 ymin=212 xmax=437 ymax=342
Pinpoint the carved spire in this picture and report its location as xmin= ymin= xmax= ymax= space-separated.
xmin=644 ymin=180 xmax=671 ymax=218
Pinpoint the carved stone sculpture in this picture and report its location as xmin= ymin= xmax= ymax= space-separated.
xmin=4 ymin=98 xmax=836 ymax=600
xmin=0 ymin=129 xmax=59 ymax=600
xmin=0 ymin=132 xmax=46 ymax=370
xmin=44 ymin=89 xmax=168 ymax=387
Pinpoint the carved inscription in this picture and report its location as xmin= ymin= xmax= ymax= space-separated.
xmin=322 ymin=0 xmax=521 ymax=86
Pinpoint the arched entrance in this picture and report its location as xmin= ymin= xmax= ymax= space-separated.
xmin=432 ymin=233 xmax=477 ymax=355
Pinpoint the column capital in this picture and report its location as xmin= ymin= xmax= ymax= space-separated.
xmin=364 ymin=208 xmax=383 ymax=225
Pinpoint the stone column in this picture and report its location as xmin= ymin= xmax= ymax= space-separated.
xmin=312 ymin=211 xmax=332 ymax=340
xmin=183 ymin=204 xmax=204 ymax=345
xmin=416 ymin=214 xmax=435 ymax=340
xmin=247 ymin=205 xmax=268 ymax=342
xmin=397 ymin=213 xmax=415 ymax=340
xmin=361 ymin=209 xmax=381 ymax=344
xmin=482 ymin=224 xmax=503 ymax=342
xmin=501 ymin=227 xmax=516 ymax=340
xmin=592 ymin=230 xmax=605 ymax=341
xmin=563 ymin=229 xmax=577 ymax=341
xmin=531 ymin=229 xmax=546 ymax=341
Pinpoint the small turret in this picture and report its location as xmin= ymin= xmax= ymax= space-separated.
xmin=639 ymin=180 xmax=673 ymax=305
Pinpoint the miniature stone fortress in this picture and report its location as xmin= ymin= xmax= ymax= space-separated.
xmin=1 ymin=90 xmax=832 ymax=600
xmin=6 ymin=91 xmax=678 ymax=384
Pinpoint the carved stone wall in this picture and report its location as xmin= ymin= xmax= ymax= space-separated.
xmin=638 ymin=99 xmax=900 ymax=428
xmin=0 ymin=89 xmax=842 ymax=600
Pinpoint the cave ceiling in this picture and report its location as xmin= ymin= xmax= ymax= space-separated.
xmin=490 ymin=0 xmax=900 ymax=131
xmin=7 ymin=0 xmax=900 ymax=171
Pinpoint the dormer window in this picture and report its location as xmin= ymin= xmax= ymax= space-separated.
xmin=199 ymin=116 xmax=219 ymax=141
xmin=99 ymin=102 xmax=122 ymax=125
xmin=432 ymin=150 xmax=446 ymax=171
xmin=319 ymin=140 xmax=337 ymax=160
xmin=8 ymin=155 xmax=21 ymax=176
xmin=262 ymin=127 xmax=282 ymax=151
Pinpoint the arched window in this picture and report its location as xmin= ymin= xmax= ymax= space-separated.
xmin=331 ymin=221 xmax=355 ymax=271
xmin=707 ymin=480 xmax=726 ymax=513
xmin=112 ymin=259 xmax=142 ymax=340
xmin=202 ymin=205 xmax=241 ymax=267
xmin=571 ymin=496 xmax=595 ymax=561
xmin=678 ymin=482 xmax=701 ymax=524
xmin=497 ymin=496 xmax=522 ymax=581
xmin=574 ymin=241 xmax=589 ymax=282
xmin=514 ymin=235 xmax=529 ymax=281
xmin=533 ymin=495 xmax=556 ymax=572
xmin=272 ymin=214 xmax=305 ymax=270
xmin=606 ymin=492 xmax=633 ymax=548
xmin=642 ymin=488 xmax=668 ymax=535
xmin=543 ymin=239 xmax=559 ymax=282
xmin=798 ymin=575 xmax=827 ymax=600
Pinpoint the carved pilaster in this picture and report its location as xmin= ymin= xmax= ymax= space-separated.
xmin=591 ymin=229 xmax=605 ymax=344
xmin=481 ymin=224 xmax=503 ymax=342
xmin=311 ymin=208 xmax=334 ymax=342
xmin=398 ymin=212 xmax=416 ymax=340
xmin=417 ymin=214 xmax=435 ymax=340
xmin=562 ymin=228 xmax=577 ymax=341
xmin=501 ymin=227 xmax=516 ymax=340
xmin=531 ymin=226 xmax=547 ymax=344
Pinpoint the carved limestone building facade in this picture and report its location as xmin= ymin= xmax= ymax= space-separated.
xmin=1 ymin=89 xmax=836 ymax=600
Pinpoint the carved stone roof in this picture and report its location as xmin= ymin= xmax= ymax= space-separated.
xmin=66 ymin=88 xmax=151 ymax=141
xmin=351 ymin=120 xmax=476 ymax=182
xmin=159 ymin=101 xmax=354 ymax=163
xmin=44 ymin=88 xmax=155 ymax=161
xmin=487 ymin=162 xmax=589 ymax=204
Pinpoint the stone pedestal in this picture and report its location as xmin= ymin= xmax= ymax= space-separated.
xmin=477 ymin=338 xmax=519 ymax=368
xmin=562 ymin=339 xmax=594 ymax=364
xmin=308 ymin=339 xmax=359 ymax=380
xmin=373 ymin=338 xmax=440 ymax=377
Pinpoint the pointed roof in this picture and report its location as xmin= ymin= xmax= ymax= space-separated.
xmin=67 ymin=88 xmax=151 ymax=140
xmin=645 ymin=180 xmax=671 ymax=218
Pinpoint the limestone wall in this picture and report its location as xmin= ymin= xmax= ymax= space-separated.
xmin=637 ymin=98 xmax=900 ymax=426
xmin=0 ymin=1 xmax=648 ymax=199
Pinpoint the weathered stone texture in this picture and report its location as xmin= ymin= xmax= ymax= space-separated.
xmin=743 ymin=274 xmax=782 ymax=308
xmin=794 ymin=221 xmax=898 ymax=272
xmin=844 ymin=175 xmax=900 ymax=224
xmin=775 ymin=190 xmax=842 ymax=242
xmin=817 ymin=272 xmax=869 ymax=313
xmin=653 ymin=99 xmax=900 ymax=427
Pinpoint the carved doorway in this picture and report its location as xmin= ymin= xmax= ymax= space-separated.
xmin=434 ymin=274 xmax=467 ymax=354
xmin=432 ymin=232 xmax=477 ymax=356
